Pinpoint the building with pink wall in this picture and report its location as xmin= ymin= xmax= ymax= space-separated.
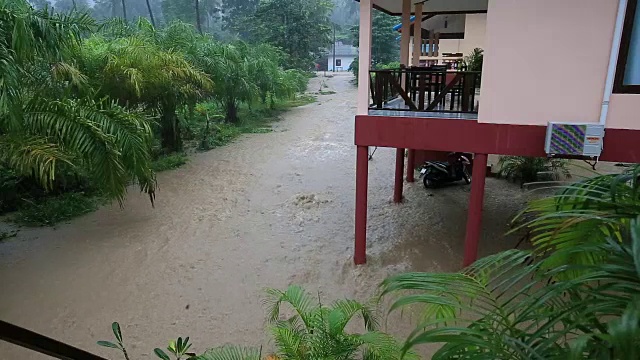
xmin=352 ymin=0 xmax=640 ymax=266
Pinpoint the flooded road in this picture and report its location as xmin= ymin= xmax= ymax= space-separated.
xmin=0 ymin=73 xmax=528 ymax=358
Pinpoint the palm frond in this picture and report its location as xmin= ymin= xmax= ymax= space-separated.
xmin=0 ymin=134 xmax=74 ymax=190
xmin=264 ymin=285 xmax=314 ymax=327
xmin=196 ymin=346 xmax=261 ymax=360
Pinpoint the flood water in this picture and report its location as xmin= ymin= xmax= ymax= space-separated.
xmin=0 ymin=73 xmax=530 ymax=358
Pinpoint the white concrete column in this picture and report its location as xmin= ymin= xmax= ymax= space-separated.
xmin=400 ymin=0 xmax=411 ymax=66
xmin=412 ymin=3 xmax=423 ymax=66
xmin=356 ymin=0 xmax=373 ymax=115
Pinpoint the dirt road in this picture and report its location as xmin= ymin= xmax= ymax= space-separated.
xmin=0 ymin=73 xmax=528 ymax=358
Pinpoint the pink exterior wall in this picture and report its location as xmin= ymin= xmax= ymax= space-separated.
xmin=479 ymin=0 xmax=640 ymax=130
xmin=608 ymin=94 xmax=639 ymax=129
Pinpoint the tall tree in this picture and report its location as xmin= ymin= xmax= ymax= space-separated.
xmin=244 ymin=0 xmax=333 ymax=70
xmin=30 ymin=0 xmax=51 ymax=9
xmin=352 ymin=11 xmax=399 ymax=66
xmin=1 ymin=0 xmax=157 ymax=204
xmin=52 ymin=0 xmax=89 ymax=12
xmin=162 ymin=0 xmax=218 ymax=31
xmin=221 ymin=0 xmax=258 ymax=32
xmin=195 ymin=0 xmax=202 ymax=34
xmin=120 ymin=0 xmax=127 ymax=19
xmin=145 ymin=0 xmax=156 ymax=26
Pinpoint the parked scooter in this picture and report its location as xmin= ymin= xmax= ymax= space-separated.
xmin=419 ymin=153 xmax=472 ymax=188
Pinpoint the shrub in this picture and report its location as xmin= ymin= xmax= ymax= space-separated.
xmin=98 ymin=286 xmax=410 ymax=360
xmin=152 ymin=154 xmax=188 ymax=172
xmin=497 ymin=156 xmax=570 ymax=185
xmin=380 ymin=167 xmax=640 ymax=358
xmin=12 ymin=192 xmax=102 ymax=226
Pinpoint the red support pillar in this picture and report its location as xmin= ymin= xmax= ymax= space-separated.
xmin=354 ymin=146 xmax=369 ymax=265
xmin=406 ymin=149 xmax=415 ymax=182
xmin=394 ymin=148 xmax=405 ymax=203
xmin=463 ymin=153 xmax=488 ymax=268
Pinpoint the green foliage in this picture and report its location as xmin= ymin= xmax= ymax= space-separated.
xmin=512 ymin=165 xmax=640 ymax=272
xmin=352 ymin=11 xmax=400 ymax=66
xmin=242 ymin=0 xmax=334 ymax=70
xmin=2 ymin=1 xmax=311 ymax=222
xmin=99 ymin=285 xmax=408 ymax=360
xmin=161 ymin=0 xmax=218 ymax=29
xmin=12 ymin=192 xmax=103 ymax=226
xmin=197 ymin=346 xmax=261 ymax=360
xmin=498 ymin=156 xmax=571 ymax=185
xmin=262 ymin=285 xmax=412 ymax=360
xmin=0 ymin=230 xmax=18 ymax=242
xmin=464 ymin=48 xmax=484 ymax=72
xmin=82 ymin=20 xmax=213 ymax=151
xmin=380 ymin=169 xmax=640 ymax=359
xmin=0 ymin=0 xmax=157 ymax=206
xmin=152 ymin=153 xmax=188 ymax=172
xmin=375 ymin=61 xmax=401 ymax=70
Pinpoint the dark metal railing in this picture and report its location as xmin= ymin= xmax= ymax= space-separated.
xmin=0 ymin=320 xmax=107 ymax=360
xmin=370 ymin=67 xmax=481 ymax=114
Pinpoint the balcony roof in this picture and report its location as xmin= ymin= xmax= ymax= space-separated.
xmin=358 ymin=0 xmax=488 ymax=16
xmin=395 ymin=14 xmax=466 ymax=34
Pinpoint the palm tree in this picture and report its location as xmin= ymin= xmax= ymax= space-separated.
xmin=511 ymin=165 xmax=640 ymax=271
xmin=379 ymin=168 xmax=640 ymax=358
xmin=1 ymin=0 xmax=156 ymax=204
xmin=81 ymin=20 xmax=212 ymax=151
xmin=199 ymin=285 xmax=412 ymax=360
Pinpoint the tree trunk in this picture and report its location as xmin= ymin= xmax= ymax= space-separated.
xmin=121 ymin=0 xmax=127 ymax=21
xmin=145 ymin=0 xmax=156 ymax=27
xmin=111 ymin=0 xmax=117 ymax=17
xmin=71 ymin=0 xmax=77 ymax=10
xmin=195 ymin=0 xmax=203 ymax=34
xmin=160 ymin=105 xmax=182 ymax=152
xmin=225 ymin=100 xmax=239 ymax=123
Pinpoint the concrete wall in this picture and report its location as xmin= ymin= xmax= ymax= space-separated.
xmin=328 ymin=55 xmax=356 ymax=72
xmin=460 ymin=14 xmax=486 ymax=56
xmin=479 ymin=0 xmax=639 ymax=130
xmin=414 ymin=14 xmax=486 ymax=62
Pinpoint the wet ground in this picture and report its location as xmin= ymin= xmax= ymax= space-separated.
xmin=1 ymin=73 xmax=534 ymax=358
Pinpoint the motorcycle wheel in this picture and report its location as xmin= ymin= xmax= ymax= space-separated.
xmin=423 ymin=175 xmax=435 ymax=189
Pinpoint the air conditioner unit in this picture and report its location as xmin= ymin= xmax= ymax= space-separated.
xmin=544 ymin=123 xmax=604 ymax=158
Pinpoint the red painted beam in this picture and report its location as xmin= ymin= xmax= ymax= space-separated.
xmin=394 ymin=148 xmax=405 ymax=203
xmin=354 ymin=146 xmax=369 ymax=265
xmin=355 ymin=115 xmax=640 ymax=163
xmin=463 ymin=153 xmax=488 ymax=267
xmin=407 ymin=149 xmax=416 ymax=182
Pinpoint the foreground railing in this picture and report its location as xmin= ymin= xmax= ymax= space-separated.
xmin=370 ymin=67 xmax=481 ymax=114
xmin=0 ymin=320 xmax=107 ymax=360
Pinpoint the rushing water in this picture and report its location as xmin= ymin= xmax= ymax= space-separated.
xmin=0 ymin=73 xmax=529 ymax=358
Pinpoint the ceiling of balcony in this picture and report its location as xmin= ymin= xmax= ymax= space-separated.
xmin=366 ymin=0 xmax=488 ymax=16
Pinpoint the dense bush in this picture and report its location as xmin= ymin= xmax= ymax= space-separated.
xmin=0 ymin=1 xmax=311 ymax=225
xmin=379 ymin=166 xmax=640 ymax=359
xmin=498 ymin=155 xmax=571 ymax=186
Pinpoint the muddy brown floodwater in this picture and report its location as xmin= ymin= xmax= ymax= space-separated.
xmin=1 ymin=73 xmax=531 ymax=358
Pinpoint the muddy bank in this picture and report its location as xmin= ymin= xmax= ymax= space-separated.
xmin=1 ymin=73 xmax=529 ymax=358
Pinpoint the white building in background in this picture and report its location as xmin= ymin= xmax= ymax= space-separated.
xmin=328 ymin=42 xmax=358 ymax=71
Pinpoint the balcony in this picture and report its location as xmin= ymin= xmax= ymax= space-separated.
xmin=368 ymin=67 xmax=480 ymax=120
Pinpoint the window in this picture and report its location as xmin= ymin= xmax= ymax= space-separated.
xmin=614 ymin=0 xmax=640 ymax=93
xmin=335 ymin=59 xmax=342 ymax=67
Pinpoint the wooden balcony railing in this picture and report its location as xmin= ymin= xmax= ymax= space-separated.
xmin=0 ymin=320 xmax=107 ymax=360
xmin=369 ymin=67 xmax=481 ymax=114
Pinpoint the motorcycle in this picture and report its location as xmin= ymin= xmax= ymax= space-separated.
xmin=419 ymin=153 xmax=472 ymax=188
